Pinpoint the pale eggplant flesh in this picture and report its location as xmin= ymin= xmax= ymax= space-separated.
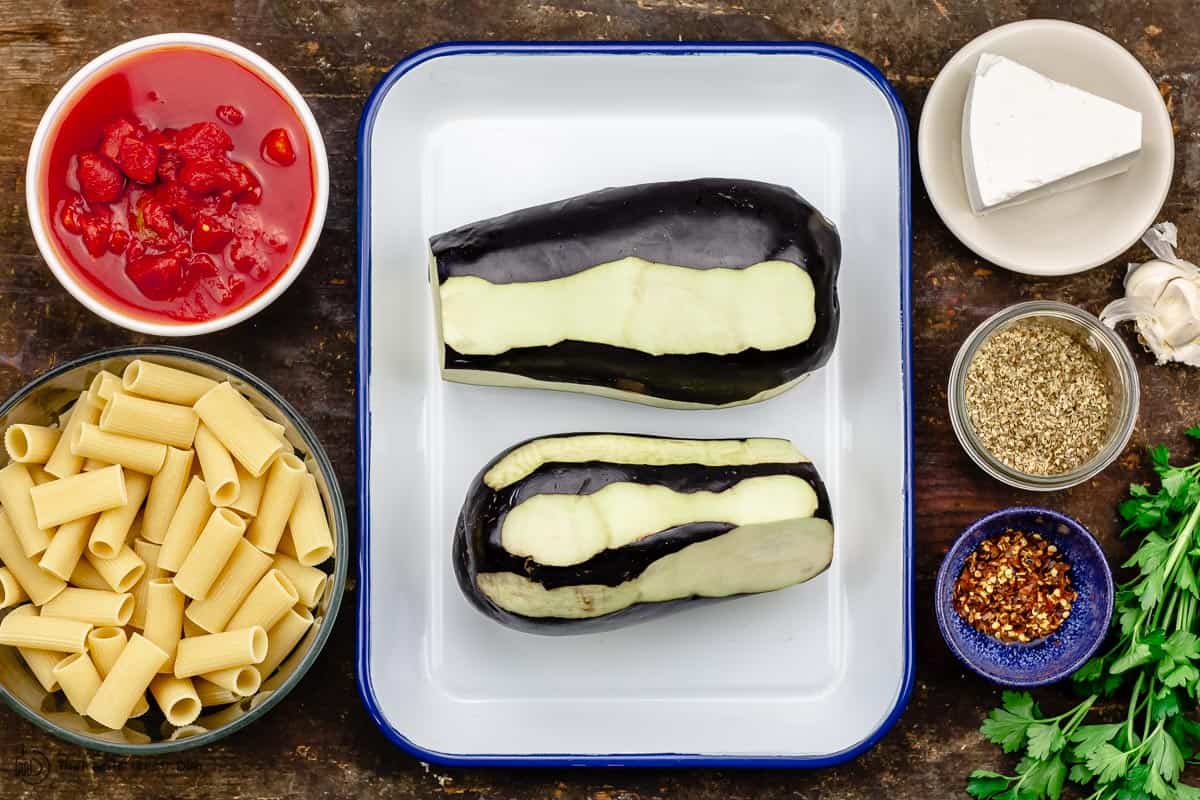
xmin=453 ymin=434 xmax=834 ymax=634
xmin=430 ymin=178 xmax=841 ymax=409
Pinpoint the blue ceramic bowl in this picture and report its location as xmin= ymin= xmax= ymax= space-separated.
xmin=935 ymin=507 xmax=1113 ymax=687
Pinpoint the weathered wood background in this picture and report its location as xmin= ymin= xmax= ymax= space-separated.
xmin=0 ymin=1 xmax=1197 ymax=797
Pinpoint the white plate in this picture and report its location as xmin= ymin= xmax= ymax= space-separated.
xmin=356 ymin=42 xmax=914 ymax=767
xmin=918 ymin=19 xmax=1173 ymax=276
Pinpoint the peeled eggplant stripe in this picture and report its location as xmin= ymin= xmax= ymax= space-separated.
xmin=484 ymin=433 xmax=804 ymax=491
xmin=440 ymin=258 xmax=817 ymax=357
xmin=431 ymin=178 xmax=840 ymax=407
xmin=462 ymin=460 xmax=831 ymax=590
xmin=476 ymin=517 xmax=835 ymax=621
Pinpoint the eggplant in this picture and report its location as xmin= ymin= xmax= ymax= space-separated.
xmin=453 ymin=433 xmax=834 ymax=634
xmin=430 ymin=178 xmax=840 ymax=409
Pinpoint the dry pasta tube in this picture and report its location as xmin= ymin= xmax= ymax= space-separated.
xmin=193 ymin=424 xmax=239 ymax=506
xmin=200 ymin=665 xmax=260 ymax=697
xmin=0 ymin=567 xmax=29 ymax=609
xmin=44 ymin=393 xmax=100 ymax=478
xmin=85 ymin=546 xmax=145 ymax=593
xmin=30 ymin=464 xmax=128 ymax=529
xmin=257 ymin=605 xmax=314 ymax=679
xmin=227 ymin=569 xmax=298 ymax=632
xmin=173 ymin=626 xmax=267 ymax=678
xmin=83 ymin=458 xmax=110 ymax=471
xmin=87 ymin=371 xmax=124 ymax=408
xmin=228 ymin=463 xmax=265 ymax=518
xmin=270 ymin=554 xmax=327 ymax=608
xmin=245 ymin=454 xmax=305 ymax=553
xmin=8 ymin=606 xmax=62 ymax=692
xmin=0 ymin=511 xmax=66 ymax=605
xmin=172 ymin=508 xmax=245 ymax=600
xmin=52 ymin=652 xmax=102 ymax=715
xmin=129 ymin=539 xmax=164 ymax=630
xmin=122 ymin=360 xmax=216 ymax=406
xmin=86 ymin=471 xmax=151 ymax=560
xmin=41 ymin=588 xmax=134 ymax=627
xmin=69 ymin=558 xmax=110 ymax=591
xmin=193 ymin=382 xmax=284 ymax=477
xmin=100 ymin=393 xmax=199 ymax=450
xmin=286 ymin=473 xmax=334 ymax=566
xmin=87 ymin=626 xmax=151 ymax=716
xmin=39 ymin=515 xmax=97 ymax=581
xmin=71 ymin=424 xmax=166 ymax=476
xmin=184 ymin=538 xmax=272 ymax=633
xmin=0 ymin=607 xmax=91 ymax=651
xmin=0 ymin=462 xmax=51 ymax=556
xmin=143 ymin=579 xmax=185 ymax=673
xmin=159 ymin=477 xmax=213 ymax=572
xmin=142 ymin=448 xmax=193 ymax=544
xmin=194 ymin=678 xmax=238 ymax=707
xmin=5 ymin=424 xmax=61 ymax=464
xmin=149 ymin=675 xmax=202 ymax=726
xmin=86 ymin=633 xmax=168 ymax=729
xmin=99 ymin=391 xmax=191 ymax=446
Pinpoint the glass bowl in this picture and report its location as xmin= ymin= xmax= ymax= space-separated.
xmin=0 ymin=345 xmax=347 ymax=753
xmin=948 ymin=301 xmax=1140 ymax=491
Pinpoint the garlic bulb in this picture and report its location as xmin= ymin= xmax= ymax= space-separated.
xmin=1100 ymin=222 xmax=1200 ymax=365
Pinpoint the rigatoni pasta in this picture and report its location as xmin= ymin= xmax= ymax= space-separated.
xmin=87 ymin=371 xmax=123 ymax=409
xmin=142 ymin=447 xmax=193 ymax=544
xmin=286 ymin=473 xmax=335 ymax=566
xmin=173 ymin=626 xmax=267 ymax=678
xmin=159 ymin=477 xmax=213 ymax=572
xmin=52 ymin=652 xmax=102 ymax=715
xmin=0 ymin=357 xmax=337 ymax=737
xmin=0 ymin=462 xmax=51 ymax=556
xmin=44 ymin=393 xmax=99 ymax=478
xmin=41 ymin=588 xmax=134 ymax=627
xmin=185 ymin=538 xmax=273 ymax=633
xmin=226 ymin=570 xmax=298 ymax=632
xmin=143 ymin=578 xmax=185 ymax=673
xmin=193 ymin=382 xmax=284 ymax=477
xmin=192 ymin=424 xmax=239 ymax=506
xmin=269 ymin=555 xmax=326 ymax=608
xmin=88 ymin=471 xmax=151 ymax=559
xmin=201 ymin=664 xmax=260 ymax=697
xmin=39 ymin=514 xmax=96 ymax=581
xmin=85 ymin=546 xmax=145 ymax=593
xmin=173 ymin=508 xmax=245 ymax=600
xmin=29 ymin=464 xmax=127 ymax=529
xmin=71 ymin=424 xmax=166 ymax=476
xmin=149 ymin=675 xmax=201 ymax=726
xmin=122 ymin=360 xmax=216 ymax=405
xmin=5 ymin=424 xmax=61 ymax=464
xmin=245 ymin=454 xmax=305 ymax=553
xmin=100 ymin=393 xmax=199 ymax=450
xmin=0 ymin=607 xmax=91 ymax=652
xmin=0 ymin=567 xmax=29 ymax=609
xmin=0 ymin=510 xmax=66 ymax=605
xmin=86 ymin=633 xmax=168 ymax=729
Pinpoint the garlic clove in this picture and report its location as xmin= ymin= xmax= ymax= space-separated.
xmin=1126 ymin=259 xmax=1195 ymax=302
xmin=1157 ymin=277 xmax=1200 ymax=347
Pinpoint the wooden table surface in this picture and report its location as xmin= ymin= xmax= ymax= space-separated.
xmin=1 ymin=1 xmax=1197 ymax=797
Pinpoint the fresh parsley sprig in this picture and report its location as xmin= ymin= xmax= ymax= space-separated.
xmin=968 ymin=435 xmax=1200 ymax=800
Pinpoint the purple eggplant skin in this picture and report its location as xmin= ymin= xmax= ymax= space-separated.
xmin=431 ymin=178 xmax=840 ymax=407
xmin=452 ymin=433 xmax=833 ymax=635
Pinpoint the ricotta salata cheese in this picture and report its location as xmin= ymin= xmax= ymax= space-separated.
xmin=962 ymin=53 xmax=1142 ymax=214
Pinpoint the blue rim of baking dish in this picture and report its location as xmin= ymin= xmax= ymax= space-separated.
xmin=355 ymin=40 xmax=915 ymax=767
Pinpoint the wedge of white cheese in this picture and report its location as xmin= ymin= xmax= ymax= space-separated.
xmin=962 ymin=53 xmax=1142 ymax=214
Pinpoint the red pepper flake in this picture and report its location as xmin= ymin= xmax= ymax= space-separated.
xmin=216 ymin=104 xmax=244 ymax=126
xmin=953 ymin=529 xmax=1077 ymax=644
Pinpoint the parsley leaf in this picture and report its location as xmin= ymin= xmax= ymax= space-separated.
xmin=981 ymin=693 xmax=1040 ymax=753
xmin=967 ymin=770 xmax=1012 ymax=800
xmin=1087 ymin=743 xmax=1128 ymax=784
xmin=1026 ymin=723 xmax=1066 ymax=760
xmin=1147 ymin=730 xmax=1183 ymax=783
xmin=1070 ymin=723 xmax=1122 ymax=760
